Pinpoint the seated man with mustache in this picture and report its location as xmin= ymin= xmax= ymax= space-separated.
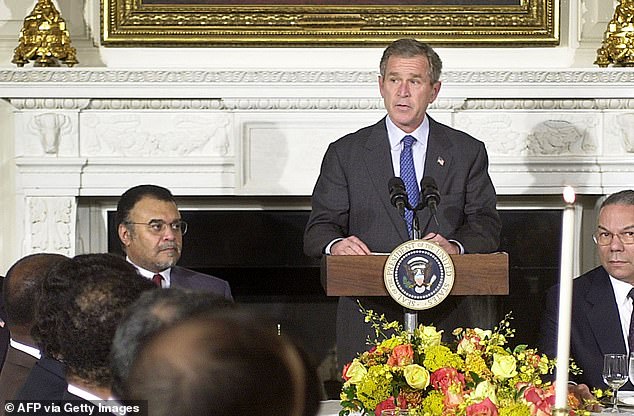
xmin=116 ymin=184 xmax=233 ymax=300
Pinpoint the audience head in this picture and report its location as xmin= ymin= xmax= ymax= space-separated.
xmin=110 ymin=288 xmax=233 ymax=398
xmin=594 ymin=190 xmax=634 ymax=285
xmin=32 ymin=253 xmax=154 ymax=394
xmin=116 ymin=184 xmax=186 ymax=273
xmin=378 ymin=38 xmax=442 ymax=134
xmin=3 ymin=253 xmax=67 ymax=343
xmin=124 ymin=310 xmax=322 ymax=416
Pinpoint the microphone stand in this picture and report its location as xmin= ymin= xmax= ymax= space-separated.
xmin=404 ymin=203 xmax=422 ymax=333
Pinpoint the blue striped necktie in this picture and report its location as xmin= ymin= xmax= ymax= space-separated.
xmin=400 ymin=135 xmax=419 ymax=238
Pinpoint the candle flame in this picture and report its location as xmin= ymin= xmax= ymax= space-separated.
xmin=563 ymin=186 xmax=576 ymax=204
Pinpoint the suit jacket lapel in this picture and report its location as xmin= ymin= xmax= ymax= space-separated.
xmin=586 ymin=269 xmax=627 ymax=355
xmin=419 ymin=116 xmax=453 ymax=234
xmin=423 ymin=116 xmax=453 ymax=190
xmin=363 ymin=118 xmax=409 ymax=242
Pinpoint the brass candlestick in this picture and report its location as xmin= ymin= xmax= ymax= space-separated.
xmin=12 ymin=0 xmax=78 ymax=67
xmin=595 ymin=0 xmax=634 ymax=67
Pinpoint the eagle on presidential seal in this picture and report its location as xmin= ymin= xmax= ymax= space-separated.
xmin=403 ymin=256 xmax=438 ymax=294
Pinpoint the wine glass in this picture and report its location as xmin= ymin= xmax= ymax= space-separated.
xmin=604 ymin=353 xmax=628 ymax=413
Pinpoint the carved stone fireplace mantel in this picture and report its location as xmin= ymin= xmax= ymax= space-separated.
xmin=1 ymin=68 xmax=634 ymax=263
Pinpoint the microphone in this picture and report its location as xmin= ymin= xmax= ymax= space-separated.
xmin=388 ymin=177 xmax=408 ymax=218
xmin=421 ymin=176 xmax=440 ymax=216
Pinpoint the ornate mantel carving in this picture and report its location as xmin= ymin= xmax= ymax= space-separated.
xmin=1 ymin=68 xmax=633 ymax=256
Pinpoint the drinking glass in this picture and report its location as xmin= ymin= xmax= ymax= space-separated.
xmin=604 ymin=353 xmax=628 ymax=413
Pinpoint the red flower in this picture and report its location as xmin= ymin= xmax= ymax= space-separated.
xmin=374 ymin=396 xmax=407 ymax=416
xmin=430 ymin=367 xmax=466 ymax=393
xmin=342 ymin=362 xmax=351 ymax=381
xmin=387 ymin=344 xmax=414 ymax=367
xmin=466 ymin=398 xmax=499 ymax=416
xmin=523 ymin=385 xmax=556 ymax=416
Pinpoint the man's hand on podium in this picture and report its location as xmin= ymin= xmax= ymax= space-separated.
xmin=423 ymin=233 xmax=460 ymax=254
xmin=331 ymin=236 xmax=371 ymax=255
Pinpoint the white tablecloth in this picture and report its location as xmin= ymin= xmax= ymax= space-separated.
xmin=318 ymin=400 xmax=345 ymax=416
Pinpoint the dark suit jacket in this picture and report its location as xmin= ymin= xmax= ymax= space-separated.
xmin=540 ymin=266 xmax=633 ymax=390
xmin=0 ymin=346 xmax=38 ymax=402
xmin=304 ymin=116 xmax=501 ymax=365
xmin=169 ymin=265 xmax=233 ymax=301
xmin=15 ymin=357 xmax=67 ymax=400
xmin=304 ymin=115 xmax=500 ymax=256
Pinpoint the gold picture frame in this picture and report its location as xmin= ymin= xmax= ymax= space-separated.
xmin=101 ymin=0 xmax=559 ymax=47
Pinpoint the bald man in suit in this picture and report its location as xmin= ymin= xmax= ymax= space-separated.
xmin=0 ymin=253 xmax=67 ymax=402
xmin=304 ymin=39 xmax=501 ymax=366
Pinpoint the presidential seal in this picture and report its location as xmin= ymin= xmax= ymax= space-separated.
xmin=383 ymin=240 xmax=455 ymax=310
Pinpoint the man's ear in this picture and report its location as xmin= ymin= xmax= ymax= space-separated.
xmin=118 ymin=223 xmax=131 ymax=247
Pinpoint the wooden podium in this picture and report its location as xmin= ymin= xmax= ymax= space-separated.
xmin=321 ymin=252 xmax=509 ymax=297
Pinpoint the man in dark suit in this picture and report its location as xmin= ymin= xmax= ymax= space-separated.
xmin=304 ymin=38 xmax=501 ymax=366
xmin=540 ymin=190 xmax=634 ymax=390
xmin=116 ymin=184 xmax=233 ymax=300
xmin=0 ymin=253 xmax=67 ymax=402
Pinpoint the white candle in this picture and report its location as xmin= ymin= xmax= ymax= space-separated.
xmin=554 ymin=186 xmax=576 ymax=410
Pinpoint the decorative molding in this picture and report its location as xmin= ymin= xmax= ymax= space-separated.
xmin=11 ymin=98 xmax=91 ymax=110
xmin=462 ymin=99 xmax=601 ymax=110
xmin=10 ymin=97 xmax=634 ymax=112
xmin=82 ymin=113 xmax=232 ymax=157
xmin=526 ymin=120 xmax=595 ymax=156
xmin=442 ymin=70 xmax=634 ymax=84
xmin=615 ymin=113 xmax=634 ymax=153
xmin=27 ymin=196 xmax=74 ymax=256
xmin=28 ymin=112 xmax=72 ymax=155
xmin=0 ymin=70 xmax=378 ymax=84
xmin=3 ymin=69 xmax=634 ymax=86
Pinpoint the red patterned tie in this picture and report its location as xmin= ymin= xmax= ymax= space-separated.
xmin=152 ymin=274 xmax=163 ymax=288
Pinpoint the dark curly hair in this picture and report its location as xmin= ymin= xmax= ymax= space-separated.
xmin=32 ymin=253 xmax=154 ymax=387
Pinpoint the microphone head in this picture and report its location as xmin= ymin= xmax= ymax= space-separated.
xmin=421 ymin=176 xmax=437 ymax=191
xmin=388 ymin=176 xmax=406 ymax=192
xmin=421 ymin=176 xmax=440 ymax=206
xmin=388 ymin=177 xmax=407 ymax=210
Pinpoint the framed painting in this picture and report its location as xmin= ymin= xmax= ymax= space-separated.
xmin=101 ymin=0 xmax=559 ymax=47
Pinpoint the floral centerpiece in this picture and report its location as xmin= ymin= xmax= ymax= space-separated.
xmin=339 ymin=306 xmax=596 ymax=416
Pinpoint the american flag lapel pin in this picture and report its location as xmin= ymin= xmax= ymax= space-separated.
xmin=437 ymin=157 xmax=445 ymax=167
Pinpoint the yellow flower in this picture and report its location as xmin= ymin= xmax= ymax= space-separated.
xmin=464 ymin=353 xmax=490 ymax=378
xmin=416 ymin=325 xmax=443 ymax=348
xmin=379 ymin=336 xmax=401 ymax=351
xmin=474 ymin=328 xmax=492 ymax=341
xmin=491 ymin=353 xmax=518 ymax=379
xmin=344 ymin=359 xmax=367 ymax=385
xmin=404 ymin=364 xmax=430 ymax=389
